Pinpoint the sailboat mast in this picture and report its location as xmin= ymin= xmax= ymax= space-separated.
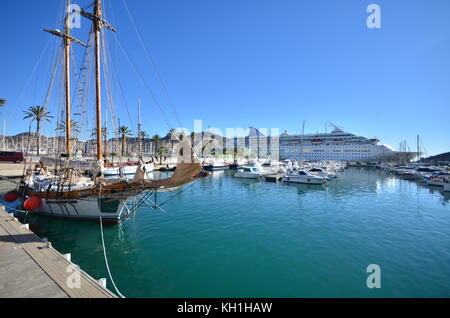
xmin=301 ymin=121 xmax=305 ymax=165
xmin=45 ymin=2 xmax=87 ymax=157
xmin=64 ymin=0 xmax=72 ymax=156
xmin=138 ymin=99 xmax=142 ymax=155
xmin=94 ymin=0 xmax=103 ymax=161
xmin=417 ymin=134 xmax=420 ymax=161
xmin=104 ymin=109 xmax=108 ymax=156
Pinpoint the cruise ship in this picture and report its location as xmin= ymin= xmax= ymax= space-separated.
xmin=279 ymin=125 xmax=396 ymax=162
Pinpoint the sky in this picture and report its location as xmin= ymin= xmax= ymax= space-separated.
xmin=0 ymin=0 xmax=449 ymax=155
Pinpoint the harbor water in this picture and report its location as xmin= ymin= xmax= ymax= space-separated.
xmin=1 ymin=167 xmax=450 ymax=297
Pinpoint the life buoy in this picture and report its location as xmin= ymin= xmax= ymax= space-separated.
xmin=24 ymin=196 xmax=41 ymax=211
xmin=4 ymin=191 xmax=19 ymax=203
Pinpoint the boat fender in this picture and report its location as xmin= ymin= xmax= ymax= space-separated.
xmin=4 ymin=191 xmax=19 ymax=203
xmin=24 ymin=196 xmax=42 ymax=211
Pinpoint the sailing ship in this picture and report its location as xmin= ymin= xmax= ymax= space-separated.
xmin=8 ymin=0 xmax=208 ymax=223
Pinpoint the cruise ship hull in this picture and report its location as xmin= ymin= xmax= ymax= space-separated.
xmin=279 ymin=126 xmax=395 ymax=162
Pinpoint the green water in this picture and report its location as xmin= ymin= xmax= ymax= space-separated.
xmin=2 ymin=167 xmax=450 ymax=297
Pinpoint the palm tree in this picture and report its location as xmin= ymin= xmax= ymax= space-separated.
xmin=0 ymin=99 xmax=5 ymax=116
xmin=140 ymin=131 xmax=149 ymax=139
xmin=138 ymin=131 xmax=148 ymax=154
xmin=55 ymin=120 xmax=80 ymax=135
xmin=118 ymin=126 xmax=132 ymax=157
xmin=90 ymin=127 xmax=107 ymax=139
xmin=91 ymin=127 xmax=108 ymax=156
xmin=151 ymin=134 xmax=161 ymax=156
xmin=156 ymin=146 xmax=167 ymax=163
xmin=190 ymin=132 xmax=196 ymax=163
xmin=56 ymin=120 xmax=80 ymax=154
xmin=23 ymin=105 xmax=53 ymax=156
xmin=166 ymin=128 xmax=176 ymax=157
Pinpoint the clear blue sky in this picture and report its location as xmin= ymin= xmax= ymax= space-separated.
xmin=0 ymin=0 xmax=449 ymax=155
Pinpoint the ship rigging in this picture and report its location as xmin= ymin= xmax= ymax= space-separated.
xmin=9 ymin=0 xmax=208 ymax=223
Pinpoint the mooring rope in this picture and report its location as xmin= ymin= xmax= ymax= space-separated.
xmin=97 ymin=185 xmax=126 ymax=298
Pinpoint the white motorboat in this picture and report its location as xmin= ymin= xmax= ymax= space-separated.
xmin=234 ymin=166 xmax=262 ymax=179
xmin=427 ymin=177 xmax=445 ymax=187
xmin=202 ymin=159 xmax=230 ymax=171
xmin=282 ymin=170 xmax=328 ymax=185
xmin=308 ymin=167 xmax=336 ymax=179
xmin=426 ymin=172 xmax=450 ymax=187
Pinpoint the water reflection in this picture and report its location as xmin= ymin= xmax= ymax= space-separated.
xmin=281 ymin=182 xmax=327 ymax=194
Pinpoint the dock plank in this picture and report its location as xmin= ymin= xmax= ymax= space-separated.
xmin=0 ymin=207 xmax=116 ymax=298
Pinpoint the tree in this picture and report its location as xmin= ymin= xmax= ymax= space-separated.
xmin=151 ymin=134 xmax=161 ymax=156
xmin=117 ymin=126 xmax=132 ymax=157
xmin=0 ymin=99 xmax=6 ymax=116
xmin=138 ymin=131 xmax=148 ymax=154
xmin=166 ymin=128 xmax=176 ymax=156
xmin=90 ymin=127 xmax=107 ymax=139
xmin=23 ymin=105 xmax=53 ymax=156
xmin=56 ymin=120 xmax=80 ymax=135
xmin=140 ymin=131 xmax=149 ymax=139
xmin=91 ymin=127 xmax=108 ymax=156
xmin=56 ymin=120 xmax=80 ymax=154
xmin=156 ymin=146 xmax=167 ymax=163
xmin=190 ymin=132 xmax=196 ymax=162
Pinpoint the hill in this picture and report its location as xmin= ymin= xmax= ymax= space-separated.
xmin=420 ymin=152 xmax=450 ymax=163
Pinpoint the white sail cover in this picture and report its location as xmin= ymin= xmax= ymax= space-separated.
xmin=132 ymin=159 xmax=150 ymax=183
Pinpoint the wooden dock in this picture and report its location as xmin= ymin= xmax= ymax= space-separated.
xmin=0 ymin=206 xmax=116 ymax=298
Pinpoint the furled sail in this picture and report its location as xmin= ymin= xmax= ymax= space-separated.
xmin=139 ymin=162 xmax=205 ymax=190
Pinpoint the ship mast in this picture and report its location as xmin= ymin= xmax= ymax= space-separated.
xmin=81 ymin=0 xmax=116 ymax=162
xmin=138 ymin=99 xmax=142 ymax=156
xmin=64 ymin=2 xmax=72 ymax=156
xmin=44 ymin=0 xmax=86 ymax=157
xmin=94 ymin=0 xmax=102 ymax=161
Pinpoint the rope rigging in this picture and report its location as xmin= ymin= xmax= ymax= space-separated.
xmin=121 ymin=0 xmax=184 ymax=129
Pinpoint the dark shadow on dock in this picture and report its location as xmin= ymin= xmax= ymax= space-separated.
xmin=0 ymin=233 xmax=42 ymax=244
